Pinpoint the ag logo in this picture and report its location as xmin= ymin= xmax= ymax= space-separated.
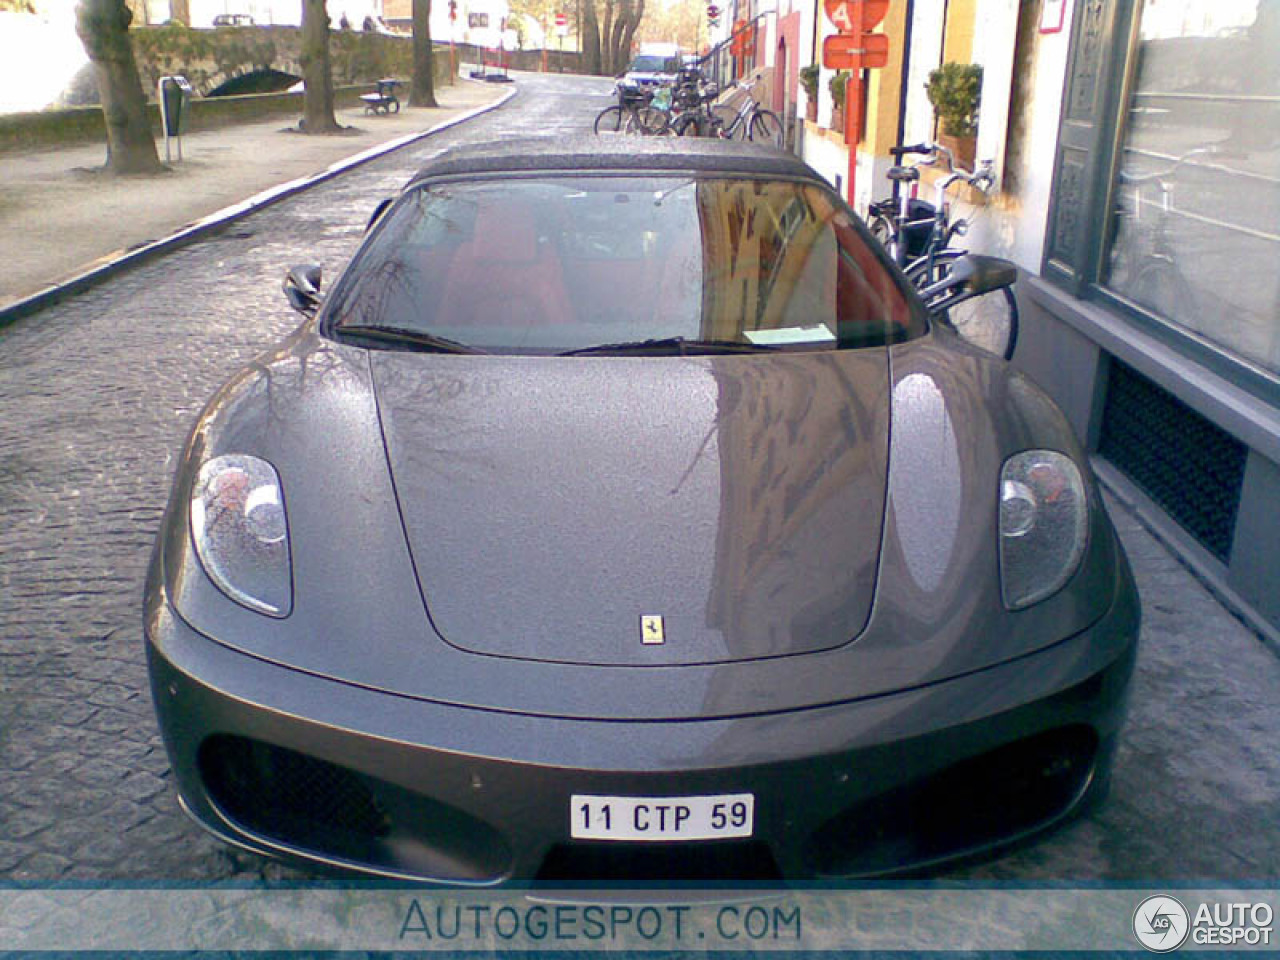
xmin=1133 ymin=895 xmax=1190 ymax=952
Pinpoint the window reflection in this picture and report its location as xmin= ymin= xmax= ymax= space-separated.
xmin=1105 ymin=0 xmax=1279 ymax=372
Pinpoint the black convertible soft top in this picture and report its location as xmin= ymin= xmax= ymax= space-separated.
xmin=406 ymin=135 xmax=826 ymax=186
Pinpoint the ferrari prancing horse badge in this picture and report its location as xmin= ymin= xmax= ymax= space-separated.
xmin=640 ymin=615 xmax=665 ymax=644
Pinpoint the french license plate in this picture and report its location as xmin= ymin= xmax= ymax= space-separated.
xmin=570 ymin=793 xmax=754 ymax=841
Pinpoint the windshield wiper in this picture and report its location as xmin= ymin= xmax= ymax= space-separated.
xmin=338 ymin=324 xmax=485 ymax=354
xmin=560 ymin=337 xmax=776 ymax=357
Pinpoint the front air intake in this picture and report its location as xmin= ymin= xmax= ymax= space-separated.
xmin=199 ymin=735 xmax=391 ymax=856
xmin=805 ymin=726 xmax=1098 ymax=877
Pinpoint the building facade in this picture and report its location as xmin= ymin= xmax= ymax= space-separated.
xmin=1018 ymin=0 xmax=1280 ymax=641
xmin=743 ymin=0 xmax=1279 ymax=639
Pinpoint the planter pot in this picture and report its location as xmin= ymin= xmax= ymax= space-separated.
xmin=938 ymin=132 xmax=977 ymax=170
xmin=805 ymin=99 xmax=817 ymax=122
xmin=831 ymin=103 xmax=844 ymax=134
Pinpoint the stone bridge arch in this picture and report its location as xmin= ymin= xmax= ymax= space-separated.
xmin=131 ymin=24 xmax=413 ymax=98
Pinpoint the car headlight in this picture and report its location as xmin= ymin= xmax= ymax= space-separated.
xmin=190 ymin=453 xmax=292 ymax=617
xmin=998 ymin=450 xmax=1088 ymax=610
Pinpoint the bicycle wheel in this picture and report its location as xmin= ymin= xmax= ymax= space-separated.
xmin=630 ymin=104 xmax=670 ymax=136
xmin=593 ymin=105 xmax=627 ymax=134
xmin=906 ymin=250 xmax=1019 ymax=361
xmin=748 ymin=109 xmax=782 ymax=146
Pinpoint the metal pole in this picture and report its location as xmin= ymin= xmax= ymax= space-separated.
xmin=844 ymin=3 xmax=866 ymax=209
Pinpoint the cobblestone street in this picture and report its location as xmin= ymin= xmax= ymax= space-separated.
xmin=1 ymin=72 xmax=1278 ymax=887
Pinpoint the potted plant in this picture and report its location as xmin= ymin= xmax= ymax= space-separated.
xmin=799 ymin=64 xmax=819 ymax=122
xmin=829 ymin=70 xmax=849 ymax=134
xmin=925 ymin=62 xmax=982 ymax=168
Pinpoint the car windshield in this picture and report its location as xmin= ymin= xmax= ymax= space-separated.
xmin=629 ymin=55 xmax=679 ymax=73
xmin=328 ymin=176 xmax=923 ymax=356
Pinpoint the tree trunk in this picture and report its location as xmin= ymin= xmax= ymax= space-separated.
xmin=580 ymin=0 xmax=601 ymax=75
xmin=619 ymin=0 xmax=643 ymax=69
xmin=608 ymin=3 xmax=627 ymax=75
xmin=300 ymin=0 xmax=340 ymax=133
xmin=599 ymin=0 xmax=615 ymax=74
xmin=169 ymin=0 xmax=190 ymax=25
xmin=410 ymin=0 xmax=437 ymax=108
xmin=75 ymin=0 xmax=162 ymax=174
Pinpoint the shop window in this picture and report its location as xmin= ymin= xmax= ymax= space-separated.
xmin=1103 ymin=1 xmax=1280 ymax=375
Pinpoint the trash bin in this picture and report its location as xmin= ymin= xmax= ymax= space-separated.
xmin=158 ymin=75 xmax=193 ymax=160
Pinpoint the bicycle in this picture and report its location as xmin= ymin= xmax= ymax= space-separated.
xmin=870 ymin=142 xmax=1019 ymax=359
xmin=672 ymin=76 xmax=782 ymax=145
xmin=593 ymin=89 xmax=669 ymax=136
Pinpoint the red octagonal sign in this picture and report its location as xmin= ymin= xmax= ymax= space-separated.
xmin=823 ymin=0 xmax=889 ymax=32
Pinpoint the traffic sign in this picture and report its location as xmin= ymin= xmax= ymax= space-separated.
xmin=823 ymin=0 xmax=888 ymax=32
xmin=554 ymin=12 xmax=567 ymax=26
xmin=822 ymin=32 xmax=889 ymax=70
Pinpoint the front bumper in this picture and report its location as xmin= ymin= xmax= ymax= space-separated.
xmin=146 ymin=581 xmax=1138 ymax=885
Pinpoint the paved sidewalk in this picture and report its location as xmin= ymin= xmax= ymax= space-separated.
xmin=0 ymin=76 xmax=509 ymax=310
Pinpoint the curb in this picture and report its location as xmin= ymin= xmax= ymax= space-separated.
xmin=0 ymin=82 xmax=518 ymax=329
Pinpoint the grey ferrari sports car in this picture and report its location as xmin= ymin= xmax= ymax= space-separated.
xmin=145 ymin=137 xmax=1139 ymax=885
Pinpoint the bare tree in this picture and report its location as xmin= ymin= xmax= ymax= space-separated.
xmin=577 ymin=0 xmax=643 ymax=76
xmin=169 ymin=0 xmax=190 ymax=25
xmin=300 ymin=0 xmax=341 ymax=132
xmin=410 ymin=0 xmax=438 ymax=108
xmin=75 ymin=0 xmax=162 ymax=174
xmin=604 ymin=0 xmax=643 ymax=75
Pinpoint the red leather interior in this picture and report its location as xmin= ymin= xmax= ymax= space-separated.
xmin=438 ymin=205 xmax=572 ymax=327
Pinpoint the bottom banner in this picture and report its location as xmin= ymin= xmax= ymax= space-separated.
xmin=1 ymin=887 xmax=1276 ymax=952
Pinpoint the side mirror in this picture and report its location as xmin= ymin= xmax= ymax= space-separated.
xmin=366 ymin=196 xmax=393 ymax=232
xmin=283 ymin=263 xmax=323 ymax=317
xmin=917 ymin=255 xmax=1020 ymax=361
xmin=917 ymin=254 xmax=1016 ymax=302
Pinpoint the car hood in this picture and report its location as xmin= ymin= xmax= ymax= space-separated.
xmin=370 ymin=350 xmax=890 ymax=666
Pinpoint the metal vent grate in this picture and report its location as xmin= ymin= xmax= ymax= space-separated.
xmin=1098 ymin=360 xmax=1246 ymax=563
xmin=200 ymin=736 xmax=391 ymax=848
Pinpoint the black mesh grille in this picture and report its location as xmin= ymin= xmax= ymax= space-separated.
xmin=806 ymin=727 xmax=1097 ymax=878
xmin=1098 ymin=360 xmax=1245 ymax=563
xmin=200 ymin=736 xmax=391 ymax=853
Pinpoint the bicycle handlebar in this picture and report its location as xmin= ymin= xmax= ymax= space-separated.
xmin=886 ymin=140 xmax=995 ymax=191
xmin=889 ymin=142 xmax=932 ymax=158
